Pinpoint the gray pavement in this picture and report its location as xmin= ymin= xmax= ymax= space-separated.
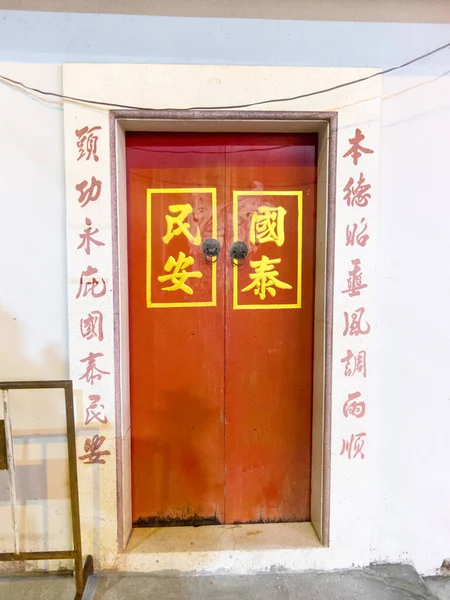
xmin=1 ymin=564 xmax=449 ymax=599
xmin=0 ymin=572 xmax=76 ymax=599
xmin=424 ymin=577 xmax=450 ymax=600
xmin=84 ymin=564 xmax=440 ymax=600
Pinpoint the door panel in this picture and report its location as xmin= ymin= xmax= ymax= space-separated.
xmin=126 ymin=132 xmax=317 ymax=526
xmin=224 ymin=135 xmax=317 ymax=523
xmin=127 ymin=134 xmax=226 ymax=525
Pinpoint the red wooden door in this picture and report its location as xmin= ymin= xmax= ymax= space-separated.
xmin=126 ymin=132 xmax=317 ymax=526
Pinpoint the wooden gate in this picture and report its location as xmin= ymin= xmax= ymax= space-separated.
xmin=126 ymin=132 xmax=317 ymax=525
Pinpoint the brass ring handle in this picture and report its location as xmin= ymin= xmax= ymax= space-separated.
xmin=229 ymin=241 xmax=249 ymax=267
xmin=202 ymin=238 xmax=221 ymax=264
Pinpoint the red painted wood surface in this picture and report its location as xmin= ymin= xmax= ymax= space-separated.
xmin=126 ymin=132 xmax=317 ymax=525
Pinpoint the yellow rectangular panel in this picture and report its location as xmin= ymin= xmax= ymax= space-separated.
xmin=146 ymin=188 xmax=217 ymax=308
xmin=233 ymin=190 xmax=302 ymax=310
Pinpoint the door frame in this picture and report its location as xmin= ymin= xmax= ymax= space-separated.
xmin=110 ymin=109 xmax=337 ymax=549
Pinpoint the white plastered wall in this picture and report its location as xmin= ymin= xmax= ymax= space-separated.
xmin=0 ymin=64 xmax=73 ymax=568
xmin=62 ymin=63 xmax=380 ymax=572
xmin=2 ymin=61 xmax=450 ymax=576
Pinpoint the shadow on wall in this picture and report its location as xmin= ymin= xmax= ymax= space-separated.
xmin=0 ymin=306 xmax=72 ymax=565
xmin=0 ymin=306 xmax=67 ymax=382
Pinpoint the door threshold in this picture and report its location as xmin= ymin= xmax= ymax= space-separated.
xmin=124 ymin=521 xmax=321 ymax=555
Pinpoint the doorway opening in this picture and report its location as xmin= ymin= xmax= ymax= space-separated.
xmin=111 ymin=110 xmax=336 ymax=547
xmin=126 ymin=132 xmax=318 ymax=527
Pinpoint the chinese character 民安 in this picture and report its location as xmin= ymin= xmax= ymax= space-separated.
xmin=162 ymin=204 xmax=201 ymax=246
xmin=158 ymin=252 xmax=203 ymax=295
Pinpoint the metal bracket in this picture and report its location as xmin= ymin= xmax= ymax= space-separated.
xmin=0 ymin=419 xmax=7 ymax=470
xmin=0 ymin=381 xmax=93 ymax=600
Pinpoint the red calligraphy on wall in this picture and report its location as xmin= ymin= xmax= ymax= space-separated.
xmin=80 ymin=310 xmax=104 ymax=341
xmin=84 ymin=394 xmax=108 ymax=425
xmin=76 ymin=266 xmax=107 ymax=299
xmin=346 ymin=218 xmax=369 ymax=247
xmin=341 ymin=349 xmax=367 ymax=378
xmin=341 ymin=127 xmax=373 ymax=461
xmin=343 ymin=128 xmax=374 ymax=166
xmin=75 ymin=126 xmax=101 ymax=162
xmin=77 ymin=218 xmax=105 ymax=255
xmin=340 ymin=432 xmax=366 ymax=460
xmin=343 ymin=173 xmax=371 ymax=208
xmin=76 ymin=177 xmax=103 ymax=208
xmin=343 ymin=307 xmax=371 ymax=337
xmin=342 ymin=258 xmax=368 ymax=297
xmin=342 ymin=392 xmax=366 ymax=418
xmin=74 ymin=122 xmax=111 ymax=464
xmin=78 ymin=434 xmax=110 ymax=464
xmin=79 ymin=352 xmax=110 ymax=385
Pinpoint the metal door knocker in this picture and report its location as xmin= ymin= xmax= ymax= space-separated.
xmin=229 ymin=241 xmax=248 ymax=266
xmin=202 ymin=238 xmax=221 ymax=264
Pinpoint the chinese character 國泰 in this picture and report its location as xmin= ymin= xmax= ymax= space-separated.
xmin=342 ymin=258 xmax=368 ymax=298
xmin=343 ymin=307 xmax=371 ymax=337
xmin=76 ymin=176 xmax=102 ymax=208
xmin=341 ymin=349 xmax=367 ymax=378
xmin=343 ymin=173 xmax=371 ymax=208
xmin=342 ymin=128 xmax=374 ymax=166
xmin=77 ymin=217 xmax=105 ymax=255
xmin=340 ymin=432 xmax=366 ymax=460
xmin=342 ymin=392 xmax=366 ymax=419
xmin=78 ymin=435 xmax=110 ymax=464
xmin=84 ymin=394 xmax=108 ymax=425
xmin=75 ymin=125 xmax=101 ymax=162
xmin=80 ymin=310 xmax=104 ymax=341
xmin=76 ymin=265 xmax=107 ymax=299
xmin=241 ymin=255 xmax=292 ymax=301
xmin=162 ymin=204 xmax=201 ymax=246
xmin=250 ymin=206 xmax=287 ymax=247
xmin=158 ymin=251 xmax=203 ymax=295
xmin=79 ymin=352 xmax=110 ymax=385
xmin=346 ymin=218 xmax=369 ymax=247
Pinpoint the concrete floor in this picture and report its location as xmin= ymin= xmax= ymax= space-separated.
xmin=0 ymin=572 xmax=76 ymax=599
xmin=424 ymin=577 xmax=450 ymax=600
xmin=0 ymin=564 xmax=449 ymax=599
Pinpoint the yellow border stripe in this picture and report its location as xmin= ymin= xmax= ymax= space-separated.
xmin=232 ymin=191 xmax=303 ymax=310
xmin=146 ymin=188 xmax=217 ymax=308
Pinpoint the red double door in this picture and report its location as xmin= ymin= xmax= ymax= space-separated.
xmin=126 ymin=132 xmax=317 ymax=526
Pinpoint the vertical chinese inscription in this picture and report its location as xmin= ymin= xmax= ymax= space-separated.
xmin=340 ymin=127 xmax=374 ymax=460
xmin=74 ymin=124 xmax=110 ymax=465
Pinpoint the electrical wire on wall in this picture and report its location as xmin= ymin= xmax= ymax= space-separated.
xmin=0 ymin=42 xmax=448 ymax=111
